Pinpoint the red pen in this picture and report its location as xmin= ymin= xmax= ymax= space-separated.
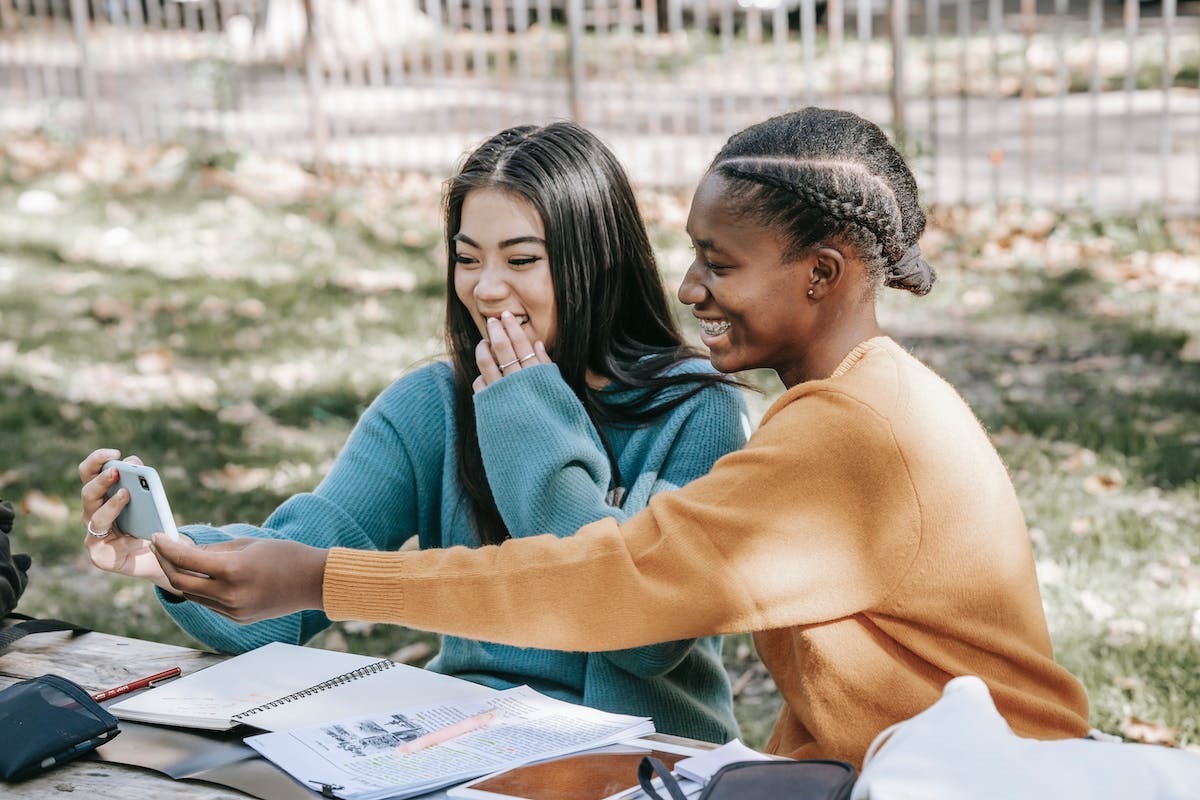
xmin=91 ymin=666 xmax=183 ymax=702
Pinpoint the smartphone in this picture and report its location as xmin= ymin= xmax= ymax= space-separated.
xmin=102 ymin=460 xmax=180 ymax=540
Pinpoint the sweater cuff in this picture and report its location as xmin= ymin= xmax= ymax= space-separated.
xmin=155 ymin=585 xmax=188 ymax=605
xmin=324 ymin=547 xmax=404 ymax=622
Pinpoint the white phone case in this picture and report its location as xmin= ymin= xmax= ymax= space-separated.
xmin=103 ymin=460 xmax=180 ymax=540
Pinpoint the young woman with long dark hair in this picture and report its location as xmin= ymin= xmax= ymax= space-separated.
xmin=80 ymin=122 xmax=748 ymax=743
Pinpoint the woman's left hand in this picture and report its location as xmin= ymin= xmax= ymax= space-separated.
xmin=473 ymin=310 xmax=552 ymax=393
xmin=149 ymin=534 xmax=328 ymax=623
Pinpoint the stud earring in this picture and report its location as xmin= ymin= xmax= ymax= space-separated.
xmin=807 ymin=289 xmax=815 ymax=298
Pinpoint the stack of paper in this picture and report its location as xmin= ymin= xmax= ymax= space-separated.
xmin=245 ymin=685 xmax=656 ymax=800
xmin=672 ymin=739 xmax=771 ymax=784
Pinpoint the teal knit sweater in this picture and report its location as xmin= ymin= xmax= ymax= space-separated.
xmin=158 ymin=360 xmax=747 ymax=742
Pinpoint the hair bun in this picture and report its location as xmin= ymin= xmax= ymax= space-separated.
xmin=885 ymin=244 xmax=936 ymax=296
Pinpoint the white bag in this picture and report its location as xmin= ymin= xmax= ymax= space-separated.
xmin=852 ymin=675 xmax=1200 ymax=800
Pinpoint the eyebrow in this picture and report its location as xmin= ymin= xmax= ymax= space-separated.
xmin=453 ymin=233 xmax=547 ymax=249
xmin=692 ymin=238 xmax=716 ymax=251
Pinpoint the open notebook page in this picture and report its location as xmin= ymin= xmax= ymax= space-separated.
xmin=110 ymin=642 xmax=494 ymax=731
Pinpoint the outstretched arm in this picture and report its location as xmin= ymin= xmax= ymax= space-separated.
xmin=115 ymin=367 xmax=450 ymax=652
xmin=151 ymin=391 xmax=920 ymax=650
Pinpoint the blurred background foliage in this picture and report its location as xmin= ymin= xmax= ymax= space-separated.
xmin=1 ymin=135 xmax=1197 ymax=751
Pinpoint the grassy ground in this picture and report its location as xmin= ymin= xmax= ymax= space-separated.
xmin=1 ymin=136 xmax=1197 ymax=751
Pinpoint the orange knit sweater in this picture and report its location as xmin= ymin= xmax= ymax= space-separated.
xmin=324 ymin=337 xmax=1090 ymax=767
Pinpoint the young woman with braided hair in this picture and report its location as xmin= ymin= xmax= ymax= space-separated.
xmin=147 ymin=107 xmax=1092 ymax=767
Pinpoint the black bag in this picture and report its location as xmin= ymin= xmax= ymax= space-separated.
xmin=0 ymin=497 xmax=86 ymax=651
xmin=0 ymin=499 xmax=32 ymax=617
xmin=638 ymin=755 xmax=857 ymax=800
xmin=0 ymin=673 xmax=121 ymax=781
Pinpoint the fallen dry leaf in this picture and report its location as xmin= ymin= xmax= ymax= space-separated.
xmin=135 ymin=348 xmax=175 ymax=375
xmin=21 ymin=489 xmax=70 ymax=520
xmin=1181 ymin=335 xmax=1200 ymax=363
xmin=91 ymin=295 xmax=135 ymax=323
xmin=332 ymin=267 xmax=418 ymax=293
xmin=1061 ymin=447 xmax=1098 ymax=473
xmin=216 ymin=401 xmax=271 ymax=427
xmin=1078 ymin=590 xmax=1115 ymax=622
xmin=199 ymin=464 xmax=272 ymax=493
xmin=390 ymin=641 xmax=433 ymax=665
xmin=236 ymin=298 xmax=267 ymax=318
xmin=1034 ymin=558 xmax=1062 ymax=584
xmin=1083 ymin=468 xmax=1125 ymax=495
xmin=1105 ymin=618 xmax=1147 ymax=647
xmin=1120 ymin=715 xmax=1177 ymax=747
xmin=1116 ymin=675 xmax=1144 ymax=693
xmin=319 ymin=627 xmax=349 ymax=652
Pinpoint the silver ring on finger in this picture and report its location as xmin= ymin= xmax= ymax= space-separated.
xmin=518 ymin=352 xmax=536 ymax=363
xmin=498 ymin=358 xmax=520 ymax=370
xmin=87 ymin=519 xmax=113 ymax=538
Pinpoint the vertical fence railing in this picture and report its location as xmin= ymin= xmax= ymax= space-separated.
xmin=1087 ymin=0 xmax=1102 ymax=203
xmin=890 ymin=0 xmax=907 ymax=151
xmin=302 ymin=0 xmax=325 ymax=168
xmin=0 ymin=0 xmax=1195 ymax=213
xmin=1160 ymin=0 xmax=1175 ymax=209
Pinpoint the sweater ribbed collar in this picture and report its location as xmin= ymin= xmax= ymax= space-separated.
xmin=830 ymin=335 xmax=892 ymax=379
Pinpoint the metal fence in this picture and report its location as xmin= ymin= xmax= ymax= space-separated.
xmin=1 ymin=0 xmax=1197 ymax=213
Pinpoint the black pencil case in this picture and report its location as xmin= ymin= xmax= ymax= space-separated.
xmin=0 ymin=673 xmax=120 ymax=781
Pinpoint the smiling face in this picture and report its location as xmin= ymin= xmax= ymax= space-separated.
xmin=453 ymin=187 xmax=557 ymax=353
xmin=679 ymin=172 xmax=816 ymax=388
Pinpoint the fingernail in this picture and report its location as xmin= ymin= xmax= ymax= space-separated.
xmin=487 ymin=317 xmax=499 ymax=326
xmin=501 ymin=310 xmax=513 ymax=320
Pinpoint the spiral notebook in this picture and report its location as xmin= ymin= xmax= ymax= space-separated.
xmin=108 ymin=642 xmax=496 ymax=732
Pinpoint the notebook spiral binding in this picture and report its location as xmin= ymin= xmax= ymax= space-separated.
xmin=231 ymin=659 xmax=396 ymax=721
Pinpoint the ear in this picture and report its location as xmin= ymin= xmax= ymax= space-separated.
xmin=806 ymin=246 xmax=845 ymax=301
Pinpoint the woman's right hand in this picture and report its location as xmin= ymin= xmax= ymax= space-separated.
xmin=79 ymin=448 xmax=176 ymax=592
xmin=473 ymin=311 xmax=551 ymax=393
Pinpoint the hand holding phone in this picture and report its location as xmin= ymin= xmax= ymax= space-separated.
xmin=102 ymin=460 xmax=179 ymax=540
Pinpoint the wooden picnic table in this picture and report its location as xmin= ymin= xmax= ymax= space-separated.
xmin=1 ymin=623 xmax=712 ymax=799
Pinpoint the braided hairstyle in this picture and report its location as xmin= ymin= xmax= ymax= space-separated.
xmin=710 ymin=107 xmax=935 ymax=296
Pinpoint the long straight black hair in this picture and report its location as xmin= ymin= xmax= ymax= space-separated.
xmin=445 ymin=122 xmax=739 ymax=545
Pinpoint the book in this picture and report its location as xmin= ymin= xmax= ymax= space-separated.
xmin=107 ymin=641 xmax=495 ymax=731
xmin=448 ymin=739 xmax=713 ymax=800
xmin=243 ymin=685 xmax=657 ymax=800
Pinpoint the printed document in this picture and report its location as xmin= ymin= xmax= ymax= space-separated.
xmin=244 ymin=685 xmax=655 ymax=800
